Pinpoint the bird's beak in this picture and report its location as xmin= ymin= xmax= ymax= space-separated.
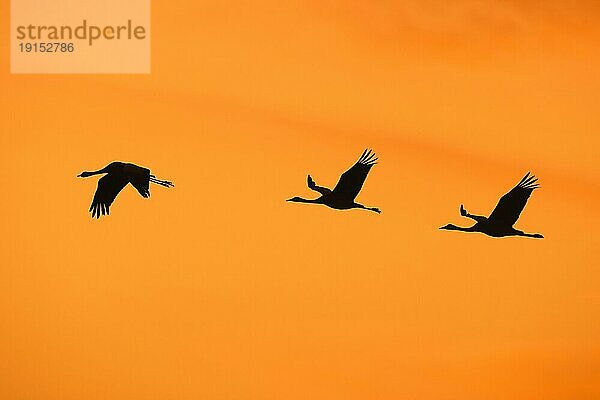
xmin=285 ymin=198 xmax=292 ymax=202
xmin=77 ymin=173 xmax=83 ymax=177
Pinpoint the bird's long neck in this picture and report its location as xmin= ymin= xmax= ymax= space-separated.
xmin=288 ymin=197 xmax=321 ymax=204
xmin=83 ymin=168 xmax=107 ymax=176
xmin=78 ymin=167 xmax=110 ymax=178
xmin=445 ymin=224 xmax=476 ymax=232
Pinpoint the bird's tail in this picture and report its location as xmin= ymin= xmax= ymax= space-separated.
xmin=150 ymin=175 xmax=174 ymax=188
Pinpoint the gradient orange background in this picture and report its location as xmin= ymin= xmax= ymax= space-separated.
xmin=1 ymin=1 xmax=599 ymax=399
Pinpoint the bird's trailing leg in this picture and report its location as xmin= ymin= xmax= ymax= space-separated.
xmin=460 ymin=204 xmax=485 ymax=222
xmin=517 ymin=231 xmax=544 ymax=239
xmin=150 ymin=175 xmax=174 ymax=187
xmin=357 ymin=203 xmax=381 ymax=214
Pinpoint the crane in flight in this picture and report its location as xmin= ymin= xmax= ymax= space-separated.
xmin=287 ymin=149 xmax=381 ymax=213
xmin=440 ymin=172 xmax=543 ymax=238
xmin=77 ymin=161 xmax=174 ymax=218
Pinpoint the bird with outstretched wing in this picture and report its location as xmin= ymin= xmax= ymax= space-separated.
xmin=440 ymin=172 xmax=543 ymax=238
xmin=78 ymin=161 xmax=174 ymax=219
xmin=287 ymin=149 xmax=381 ymax=213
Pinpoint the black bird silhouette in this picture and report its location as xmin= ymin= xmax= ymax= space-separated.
xmin=77 ymin=161 xmax=174 ymax=218
xmin=440 ymin=172 xmax=543 ymax=238
xmin=287 ymin=149 xmax=381 ymax=213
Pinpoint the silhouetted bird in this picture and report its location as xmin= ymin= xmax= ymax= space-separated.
xmin=77 ymin=161 xmax=174 ymax=218
xmin=287 ymin=149 xmax=381 ymax=213
xmin=440 ymin=172 xmax=543 ymax=238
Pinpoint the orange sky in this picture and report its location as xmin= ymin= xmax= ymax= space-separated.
xmin=1 ymin=1 xmax=599 ymax=399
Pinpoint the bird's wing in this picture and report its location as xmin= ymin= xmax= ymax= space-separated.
xmin=487 ymin=172 xmax=539 ymax=228
xmin=307 ymin=175 xmax=332 ymax=196
xmin=89 ymin=174 xmax=129 ymax=218
xmin=124 ymin=163 xmax=151 ymax=198
xmin=331 ymin=149 xmax=378 ymax=202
